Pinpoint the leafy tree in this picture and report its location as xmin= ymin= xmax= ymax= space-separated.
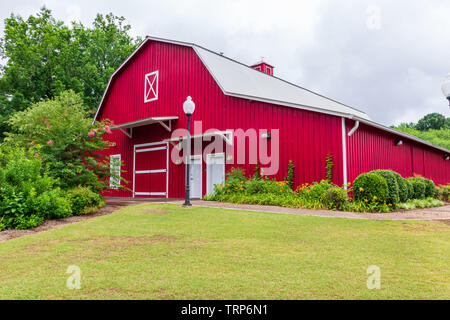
xmin=0 ymin=7 xmax=139 ymax=116
xmin=5 ymin=90 xmax=121 ymax=192
xmin=415 ymin=112 xmax=448 ymax=131
xmin=392 ymin=112 xmax=450 ymax=150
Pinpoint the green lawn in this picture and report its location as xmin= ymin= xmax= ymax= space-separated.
xmin=0 ymin=203 xmax=449 ymax=299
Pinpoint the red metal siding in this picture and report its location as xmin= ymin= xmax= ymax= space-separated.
xmin=346 ymin=119 xmax=450 ymax=185
xmin=98 ymin=40 xmax=449 ymax=199
xmin=98 ymin=40 xmax=343 ymax=198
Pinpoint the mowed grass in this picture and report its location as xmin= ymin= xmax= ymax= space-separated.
xmin=0 ymin=204 xmax=449 ymax=299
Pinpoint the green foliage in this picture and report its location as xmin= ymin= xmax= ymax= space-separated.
xmin=405 ymin=179 xmax=414 ymax=200
xmin=390 ymin=171 xmax=409 ymax=202
xmin=344 ymin=200 xmax=391 ymax=213
xmin=320 ymin=186 xmax=348 ymax=210
xmin=226 ymin=167 xmax=246 ymax=183
xmin=6 ymin=90 xmax=122 ymax=192
xmin=415 ymin=113 xmax=449 ymax=131
xmin=326 ymin=154 xmax=334 ymax=182
xmin=285 ymin=160 xmax=295 ymax=189
xmin=253 ymin=163 xmax=261 ymax=180
xmin=370 ymin=170 xmax=400 ymax=205
xmin=0 ymin=7 xmax=139 ymax=114
xmin=407 ymin=178 xmax=426 ymax=199
xmin=352 ymin=173 xmax=388 ymax=204
xmin=0 ymin=145 xmax=72 ymax=230
xmin=418 ymin=177 xmax=437 ymax=198
xmin=393 ymin=124 xmax=450 ymax=149
xmin=436 ymin=185 xmax=449 ymax=202
xmin=67 ymin=186 xmax=104 ymax=215
xmin=397 ymin=197 xmax=443 ymax=210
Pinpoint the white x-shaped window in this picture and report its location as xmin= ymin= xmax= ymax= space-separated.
xmin=144 ymin=70 xmax=158 ymax=103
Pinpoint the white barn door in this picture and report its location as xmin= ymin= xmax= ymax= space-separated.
xmin=206 ymin=153 xmax=225 ymax=195
xmin=189 ymin=155 xmax=202 ymax=199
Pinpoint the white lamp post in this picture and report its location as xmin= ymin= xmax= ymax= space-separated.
xmin=441 ymin=73 xmax=450 ymax=106
xmin=182 ymin=96 xmax=195 ymax=207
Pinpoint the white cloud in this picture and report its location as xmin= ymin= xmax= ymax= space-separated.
xmin=0 ymin=0 xmax=449 ymax=125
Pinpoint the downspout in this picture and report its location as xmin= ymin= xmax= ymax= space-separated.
xmin=347 ymin=120 xmax=360 ymax=137
xmin=341 ymin=118 xmax=347 ymax=189
xmin=342 ymin=117 xmax=360 ymax=190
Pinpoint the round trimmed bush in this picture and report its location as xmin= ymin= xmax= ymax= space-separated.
xmin=389 ymin=171 xmax=408 ymax=203
xmin=353 ymin=173 xmax=388 ymax=203
xmin=405 ymin=179 xmax=414 ymax=200
xmin=371 ymin=170 xmax=400 ymax=205
xmin=419 ymin=178 xmax=436 ymax=198
xmin=407 ymin=178 xmax=426 ymax=199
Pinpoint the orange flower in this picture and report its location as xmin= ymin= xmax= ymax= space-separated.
xmin=306 ymin=189 xmax=310 ymax=193
xmin=388 ymin=203 xmax=392 ymax=207
xmin=240 ymin=181 xmax=244 ymax=184
xmin=364 ymin=199 xmax=368 ymax=203
xmin=373 ymin=196 xmax=377 ymax=200
xmin=219 ymin=185 xmax=223 ymax=189
xmin=359 ymin=187 xmax=364 ymax=191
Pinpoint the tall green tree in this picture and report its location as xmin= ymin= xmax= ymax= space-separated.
xmin=415 ymin=112 xmax=449 ymax=131
xmin=0 ymin=7 xmax=139 ymax=115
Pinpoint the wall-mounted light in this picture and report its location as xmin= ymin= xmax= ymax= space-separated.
xmin=444 ymin=155 xmax=449 ymax=160
xmin=261 ymin=132 xmax=271 ymax=139
xmin=395 ymin=139 xmax=403 ymax=146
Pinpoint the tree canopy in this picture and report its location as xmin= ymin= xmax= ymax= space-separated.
xmin=0 ymin=7 xmax=139 ymax=116
xmin=392 ymin=113 xmax=450 ymax=150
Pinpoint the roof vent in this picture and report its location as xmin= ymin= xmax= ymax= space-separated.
xmin=250 ymin=60 xmax=274 ymax=76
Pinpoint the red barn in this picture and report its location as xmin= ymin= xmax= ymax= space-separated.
xmin=94 ymin=36 xmax=450 ymax=199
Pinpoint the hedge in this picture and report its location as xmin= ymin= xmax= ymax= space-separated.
xmin=371 ymin=170 xmax=400 ymax=205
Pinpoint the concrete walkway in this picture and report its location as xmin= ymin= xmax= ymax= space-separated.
xmin=190 ymin=200 xmax=450 ymax=221
xmin=105 ymin=197 xmax=450 ymax=221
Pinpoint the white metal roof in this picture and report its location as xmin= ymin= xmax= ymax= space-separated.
xmin=93 ymin=36 xmax=449 ymax=153
xmin=193 ymin=46 xmax=370 ymax=120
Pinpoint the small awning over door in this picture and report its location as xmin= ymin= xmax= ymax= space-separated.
xmin=112 ymin=116 xmax=178 ymax=138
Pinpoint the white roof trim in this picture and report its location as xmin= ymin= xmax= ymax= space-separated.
xmin=112 ymin=116 xmax=178 ymax=129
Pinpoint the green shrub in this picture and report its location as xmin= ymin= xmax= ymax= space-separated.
xmin=0 ymin=146 xmax=72 ymax=230
xmin=226 ymin=167 xmax=247 ymax=183
xmin=298 ymin=180 xmax=332 ymax=201
xmin=407 ymin=178 xmax=426 ymax=199
xmin=397 ymin=197 xmax=443 ymax=210
xmin=371 ymin=170 xmax=400 ymax=205
xmin=405 ymin=179 xmax=414 ymax=200
xmin=416 ymin=177 xmax=437 ymax=198
xmin=436 ymin=185 xmax=449 ymax=202
xmin=67 ymin=186 xmax=104 ymax=215
xmin=246 ymin=178 xmax=292 ymax=195
xmin=352 ymin=173 xmax=388 ymax=204
xmin=320 ymin=186 xmax=348 ymax=210
xmin=326 ymin=154 xmax=334 ymax=182
xmin=389 ymin=171 xmax=409 ymax=202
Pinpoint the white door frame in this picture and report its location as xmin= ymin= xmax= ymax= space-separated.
xmin=133 ymin=141 xmax=169 ymax=198
xmin=189 ymin=154 xmax=202 ymax=199
xmin=206 ymin=152 xmax=225 ymax=195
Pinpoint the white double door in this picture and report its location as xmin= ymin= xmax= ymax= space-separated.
xmin=188 ymin=153 xmax=225 ymax=198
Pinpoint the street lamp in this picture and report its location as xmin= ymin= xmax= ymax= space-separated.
xmin=441 ymin=73 xmax=450 ymax=106
xmin=182 ymin=96 xmax=195 ymax=207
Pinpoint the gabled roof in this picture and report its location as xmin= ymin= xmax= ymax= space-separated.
xmin=93 ymin=36 xmax=449 ymax=154
xmin=94 ymin=35 xmax=370 ymax=121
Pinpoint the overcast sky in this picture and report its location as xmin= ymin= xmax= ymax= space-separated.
xmin=1 ymin=0 xmax=449 ymax=125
